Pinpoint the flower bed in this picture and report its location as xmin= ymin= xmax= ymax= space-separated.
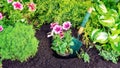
xmin=2 ymin=24 xmax=120 ymax=68
xmin=1 ymin=0 xmax=120 ymax=68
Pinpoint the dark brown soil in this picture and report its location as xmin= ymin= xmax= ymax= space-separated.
xmin=2 ymin=24 xmax=120 ymax=68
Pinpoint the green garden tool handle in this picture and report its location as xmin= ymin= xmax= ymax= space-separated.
xmin=78 ymin=7 xmax=92 ymax=35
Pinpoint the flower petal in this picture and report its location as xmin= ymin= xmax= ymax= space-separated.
xmin=0 ymin=25 xmax=3 ymax=32
xmin=63 ymin=21 xmax=71 ymax=30
xmin=12 ymin=2 xmax=23 ymax=10
xmin=0 ymin=13 xmax=3 ymax=20
xmin=53 ymin=25 xmax=62 ymax=34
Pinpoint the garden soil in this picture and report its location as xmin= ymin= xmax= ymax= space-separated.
xmin=2 ymin=24 xmax=120 ymax=68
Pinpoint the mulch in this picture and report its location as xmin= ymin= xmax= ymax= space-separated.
xmin=2 ymin=24 xmax=120 ymax=68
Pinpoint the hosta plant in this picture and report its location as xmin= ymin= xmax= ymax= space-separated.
xmin=0 ymin=23 xmax=39 ymax=62
xmin=98 ymin=15 xmax=115 ymax=27
xmin=90 ymin=29 xmax=108 ymax=44
xmin=88 ymin=1 xmax=120 ymax=63
xmin=95 ymin=1 xmax=108 ymax=15
xmin=47 ymin=21 xmax=74 ymax=56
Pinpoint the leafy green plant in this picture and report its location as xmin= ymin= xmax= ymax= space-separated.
xmin=86 ymin=1 xmax=120 ymax=63
xmin=52 ymin=30 xmax=74 ymax=56
xmin=96 ymin=45 xmax=120 ymax=64
xmin=95 ymin=1 xmax=108 ymax=15
xmin=33 ymin=0 xmax=92 ymax=28
xmin=98 ymin=15 xmax=115 ymax=27
xmin=77 ymin=49 xmax=90 ymax=63
xmin=0 ymin=22 xmax=39 ymax=62
xmin=90 ymin=29 xmax=108 ymax=44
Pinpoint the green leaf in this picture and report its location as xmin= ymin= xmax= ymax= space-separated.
xmin=99 ymin=15 xmax=115 ymax=27
xmin=83 ymin=52 xmax=90 ymax=63
xmin=95 ymin=45 xmax=102 ymax=51
xmin=111 ymin=41 xmax=120 ymax=52
xmin=95 ymin=1 xmax=108 ymax=15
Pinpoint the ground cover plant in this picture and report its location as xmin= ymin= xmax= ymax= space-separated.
xmin=33 ymin=0 xmax=92 ymax=28
xmin=0 ymin=23 xmax=39 ymax=62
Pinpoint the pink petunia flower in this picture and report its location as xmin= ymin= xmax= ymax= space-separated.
xmin=50 ymin=22 xmax=58 ymax=29
xmin=12 ymin=2 xmax=23 ymax=10
xmin=0 ymin=25 xmax=3 ymax=32
xmin=53 ymin=25 xmax=62 ymax=34
xmin=28 ymin=2 xmax=36 ymax=11
xmin=0 ymin=13 xmax=3 ymax=20
xmin=59 ymin=31 xmax=64 ymax=39
xmin=62 ymin=21 xmax=71 ymax=30
xmin=7 ymin=0 xmax=13 ymax=3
